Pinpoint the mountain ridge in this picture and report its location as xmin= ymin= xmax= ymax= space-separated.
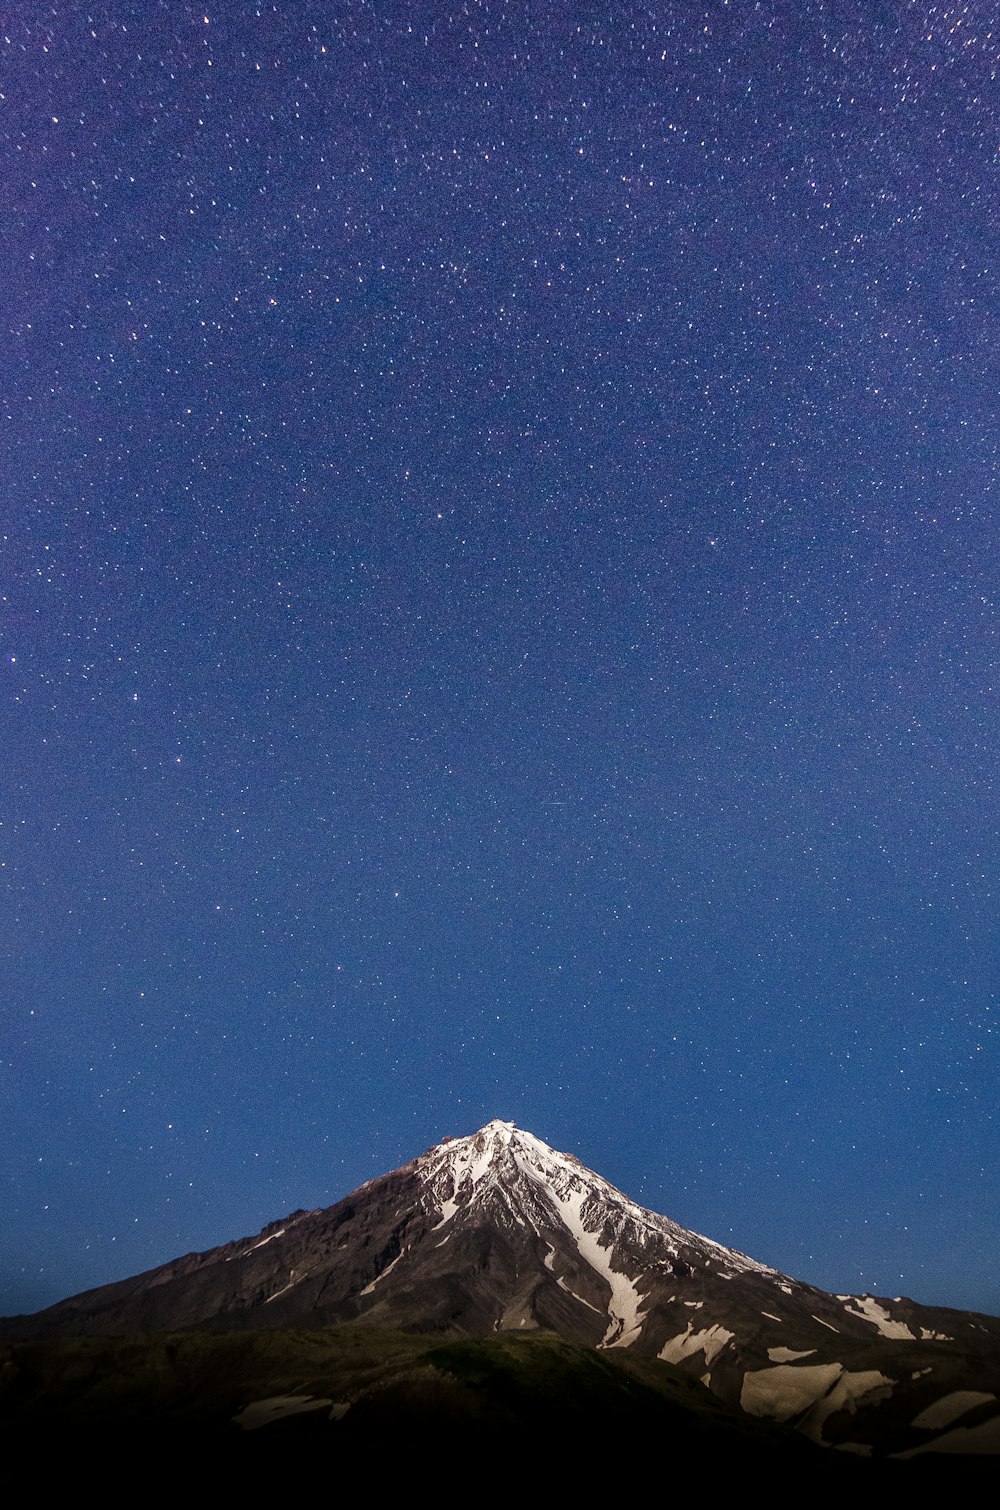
xmin=5 ymin=1119 xmax=999 ymax=1461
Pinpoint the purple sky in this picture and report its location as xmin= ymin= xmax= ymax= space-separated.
xmin=3 ymin=1 xmax=998 ymax=1318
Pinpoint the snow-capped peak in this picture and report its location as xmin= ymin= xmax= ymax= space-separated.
xmin=418 ymin=1120 xmax=587 ymax=1210
xmin=416 ymin=1122 xmax=776 ymax=1288
xmin=417 ymin=1121 xmax=546 ymax=1223
xmin=420 ymin=1123 xmax=648 ymax=1245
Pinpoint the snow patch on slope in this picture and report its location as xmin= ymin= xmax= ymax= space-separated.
xmin=233 ymin=1395 xmax=334 ymax=1430
xmin=741 ymin=1363 xmax=844 ymax=1421
xmin=840 ymin=1295 xmax=915 ymax=1340
xmin=895 ymin=1415 xmax=1000 ymax=1457
xmin=660 ymin=1323 xmax=734 ymax=1366
xmin=912 ymin=1391 xmax=996 ymax=1430
xmin=799 ymin=1369 xmax=893 ymax=1445
xmin=741 ymin=1362 xmax=892 ymax=1444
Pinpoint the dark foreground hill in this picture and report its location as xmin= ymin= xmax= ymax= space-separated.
xmin=3 ymin=1326 xmax=993 ymax=1494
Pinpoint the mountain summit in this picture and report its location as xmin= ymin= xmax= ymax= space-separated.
xmin=7 ymin=1120 xmax=1000 ymax=1458
xmin=5 ymin=1119 xmax=783 ymax=1349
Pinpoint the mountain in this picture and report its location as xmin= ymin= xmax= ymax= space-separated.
xmin=4 ymin=1119 xmax=1000 ymax=1466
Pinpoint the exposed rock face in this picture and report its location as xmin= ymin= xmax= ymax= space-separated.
xmin=6 ymin=1120 xmax=1000 ymax=1458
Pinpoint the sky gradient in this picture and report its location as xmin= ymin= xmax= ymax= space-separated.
xmin=3 ymin=1 xmax=998 ymax=1318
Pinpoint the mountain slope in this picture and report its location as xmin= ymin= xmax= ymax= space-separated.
xmin=6 ymin=1119 xmax=1000 ymax=1460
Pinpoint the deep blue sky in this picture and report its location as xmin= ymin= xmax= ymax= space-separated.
xmin=3 ymin=1 xmax=998 ymax=1317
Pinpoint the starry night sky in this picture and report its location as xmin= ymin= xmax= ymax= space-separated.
xmin=3 ymin=1 xmax=998 ymax=1318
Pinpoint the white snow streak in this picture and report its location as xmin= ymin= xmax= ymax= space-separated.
xmin=226 ymin=1227 xmax=287 ymax=1260
xmin=556 ymin=1275 xmax=603 ymax=1314
xmin=532 ymin=1165 xmax=646 ymax=1347
xmin=264 ymin=1268 xmax=310 ymax=1303
xmin=360 ymin=1247 xmax=406 ymax=1296
xmin=244 ymin=1228 xmax=285 ymax=1254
